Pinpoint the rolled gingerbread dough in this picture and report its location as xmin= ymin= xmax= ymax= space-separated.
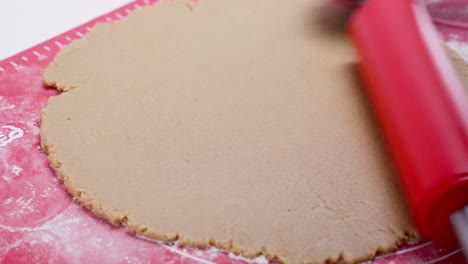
xmin=39 ymin=0 xmax=429 ymax=263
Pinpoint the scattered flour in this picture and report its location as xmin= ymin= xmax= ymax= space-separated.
xmin=12 ymin=165 xmax=22 ymax=176
xmin=447 ymin=39 xmax=468 ymax=62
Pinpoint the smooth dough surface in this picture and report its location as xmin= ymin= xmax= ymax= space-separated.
xmin=41 ymin=1 xmax=419 ymax=263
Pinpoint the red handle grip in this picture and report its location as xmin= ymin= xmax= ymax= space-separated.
xmin=349 ymin=0 xmax=468 ymax=247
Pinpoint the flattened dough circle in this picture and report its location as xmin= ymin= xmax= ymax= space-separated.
xmin=41 ymin=1 xmax=417 ymax=263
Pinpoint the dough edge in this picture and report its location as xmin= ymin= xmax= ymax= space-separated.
xmin=40 ymin=86 xmax=418 ymax=264
xmin=40 ymin=133 xmax=418 ymax=264
xmin=39 ymin=2 xmax=466 ymax=262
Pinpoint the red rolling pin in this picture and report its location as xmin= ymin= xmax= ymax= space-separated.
xmin=346 ymin=0 xmax=468 ymax=259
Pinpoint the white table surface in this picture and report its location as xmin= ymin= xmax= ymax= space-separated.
xmin=0 ymin=0 xmax=133 ymax=60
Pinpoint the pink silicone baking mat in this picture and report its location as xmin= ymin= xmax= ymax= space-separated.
xmin=1 ymin=0 xmax=467 ymax=263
